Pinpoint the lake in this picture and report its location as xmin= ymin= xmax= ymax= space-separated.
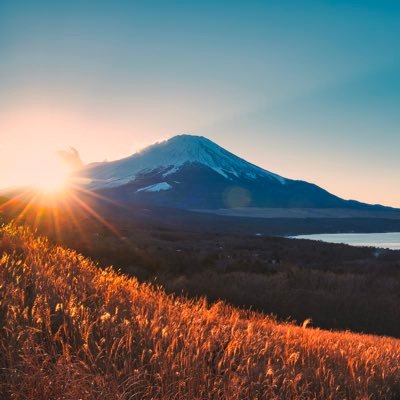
xmin=293 ymin=232 xmax=400 ymax=250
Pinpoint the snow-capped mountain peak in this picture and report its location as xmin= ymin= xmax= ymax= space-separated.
xmin=75 ymin=134 xmax=393 ymax=211
xmin=81 ymin=134 xmax=286 ymax=189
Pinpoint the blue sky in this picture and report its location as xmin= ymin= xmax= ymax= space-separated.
xmin=1 ymin=1 xmax=399 ymax=205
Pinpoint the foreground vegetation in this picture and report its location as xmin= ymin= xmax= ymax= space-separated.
xmin=1 ymin=223 xmax=400 ymax=399
xmin=3 ymin=195 xmax=400 ymax=338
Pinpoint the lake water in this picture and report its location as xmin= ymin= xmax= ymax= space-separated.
xmin=293 ymin=232 xmax=400 ymax=250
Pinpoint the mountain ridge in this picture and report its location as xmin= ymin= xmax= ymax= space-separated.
xmin=76 ymin=134 xmax=397 ymax=211
xmin=80 ymin=134 xmax=286 ymax=189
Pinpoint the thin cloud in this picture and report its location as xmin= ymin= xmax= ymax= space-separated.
xmin=57 ymin=147 xmax=84 ymax=171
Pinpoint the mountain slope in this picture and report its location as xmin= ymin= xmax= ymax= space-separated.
xmin=2 ymin=223 xmax=400 ymax=399
xmin=77 ymin=134 xmax=392 ymax=211
xmin=81 ymin=134 xmax=285 ymax=189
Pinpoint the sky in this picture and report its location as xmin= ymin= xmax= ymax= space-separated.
xmin=1 ymin=0 xmax=400 ymax=206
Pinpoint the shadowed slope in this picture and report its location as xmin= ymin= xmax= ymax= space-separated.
xmin=1 ymin=224 xmax=400 ymax=399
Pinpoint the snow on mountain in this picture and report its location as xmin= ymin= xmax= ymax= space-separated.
xmin=136 ymin=182 xmax=172 ymax=193
xmin=74 ymin=134 xmax=396 ymax=211
xmin=81 ymin=134 xmax=286 ymax=189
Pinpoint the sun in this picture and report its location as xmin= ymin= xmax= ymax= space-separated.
xmin=30 ymin=159 xmax=70 ymax=194
xmin=34 ymin=172 xmax=67 ymax=194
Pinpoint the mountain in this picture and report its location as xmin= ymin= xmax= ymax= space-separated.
xmin=76 ymin=134 xmax=392 ymax=211
xmin=80 ymin=135 xmax=285 ymax=189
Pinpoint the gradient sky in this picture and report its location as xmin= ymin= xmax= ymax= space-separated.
xmin=1 ymin=0 xmax=399 ymax=206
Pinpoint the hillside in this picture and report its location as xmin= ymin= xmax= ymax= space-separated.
xmin=1 ymin=224 xmax=400 ymax=399
xmin=3 ymin=194 xmax=400 ymax=338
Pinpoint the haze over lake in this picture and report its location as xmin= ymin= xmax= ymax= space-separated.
xmin=294 ymin=233 xmax=400 ymax=250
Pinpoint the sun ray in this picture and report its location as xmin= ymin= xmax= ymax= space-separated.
xmin=61 ymin=197 xmax=92 ymax=248
xmin=71 ymin=184 xmax=130 ymax=210
xmin=15 ymin=191 xmax=40 ymax=223
xmin=68 ymin=192 xmax=125 ymax=241
xmin=1 ymin=176 xmax=130 ymax=248
xmin=50 ymin=202 xmax=63 ymax=243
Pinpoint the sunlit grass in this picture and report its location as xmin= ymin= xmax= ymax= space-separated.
xmin=1 ymin=223 xmax=400 ymax=399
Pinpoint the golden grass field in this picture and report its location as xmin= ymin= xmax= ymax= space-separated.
xmin=1 ymin=223 xmax=400 ymax=399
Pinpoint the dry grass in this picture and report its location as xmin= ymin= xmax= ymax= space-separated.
xmin=1 ymin=223 xmax=400 ymax=399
